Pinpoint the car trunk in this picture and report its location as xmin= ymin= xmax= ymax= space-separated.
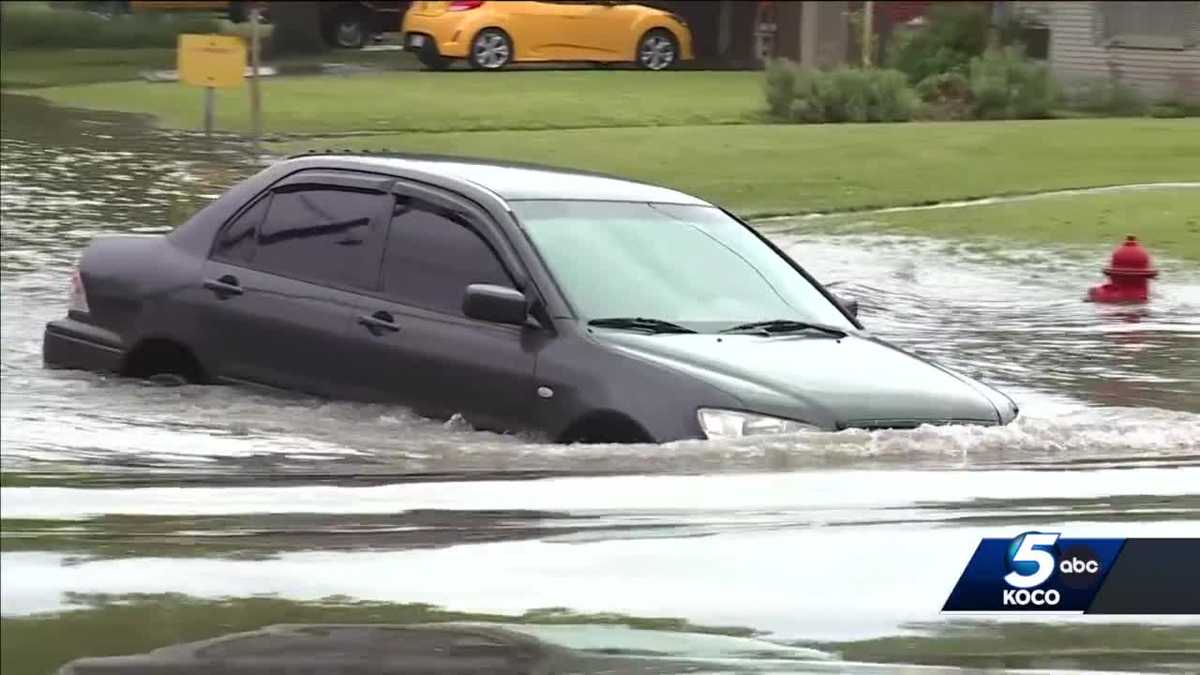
xmin=408 ymin=1 xmax=449 ymax=17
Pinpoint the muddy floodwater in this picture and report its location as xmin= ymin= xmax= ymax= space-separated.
xmin=2 ymin=94 xmax=1199 ymax=673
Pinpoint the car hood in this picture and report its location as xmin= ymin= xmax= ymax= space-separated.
xmin=594 ymin=330 xmax=1005 ymax=428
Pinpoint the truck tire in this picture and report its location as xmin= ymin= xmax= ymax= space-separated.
xmin=324 ymin=6 xmax=371 ymax=49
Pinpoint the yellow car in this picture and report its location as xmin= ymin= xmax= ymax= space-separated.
xmin=402 ymin=1 xmax=693 ymax=71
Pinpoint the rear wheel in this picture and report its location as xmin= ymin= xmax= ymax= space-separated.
xmin=469 ymin=28 xmax=512 ymax=70
xmin=637 ymin=29 xmax=678 ymax=71
xmin=123 ymin=339 xmax=205 ymax=384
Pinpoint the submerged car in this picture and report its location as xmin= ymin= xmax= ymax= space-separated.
xmin=43 ymin=153 xmax=1019 ymax=443
xmin=401 ymin=0 xmax=693 ymax=70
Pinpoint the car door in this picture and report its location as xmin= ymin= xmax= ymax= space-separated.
xmin=193 ymin=171 xmax=393 ymax=398
xmin=564 ymin=1 xmax=638 ymax=59
xmin=345 ymin=183 xmax=542 ymax=433
xmin=498 ymin=1 xmax=561 ymax=60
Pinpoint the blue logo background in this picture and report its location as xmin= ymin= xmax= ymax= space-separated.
xmin=945 ymin=536 xmax=1125 ymax=612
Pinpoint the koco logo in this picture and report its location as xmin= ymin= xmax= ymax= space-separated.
xmin=1001 ymin=532 xmax=1103 ymax=606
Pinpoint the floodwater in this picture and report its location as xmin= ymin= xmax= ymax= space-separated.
xmin=2 ymin=93 xmax=1199 ymax=674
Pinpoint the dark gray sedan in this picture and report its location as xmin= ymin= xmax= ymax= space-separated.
xmin=43 ymin=153 xmax=1018 ymax=442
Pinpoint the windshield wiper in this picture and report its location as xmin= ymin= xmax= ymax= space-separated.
xmin=720 ymin=319 xmax=846 ymax=337
xmin=587 ymin=317 xmax=697 ymax=334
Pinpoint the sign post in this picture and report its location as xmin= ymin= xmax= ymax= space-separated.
xmin=249 ymin=6 xmax=263 ymax=152
xmin=177 ymin=34 xmax=247 ymax=135
xmin=203 ymin=86 xmax=215 ymax=136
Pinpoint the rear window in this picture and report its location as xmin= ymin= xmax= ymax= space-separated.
xmin=213 ymin=187 xmax=386 ymax=288
xmin=212 ymin=195 xmax=269 ymax=264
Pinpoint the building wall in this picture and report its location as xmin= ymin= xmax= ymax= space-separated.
xmin=1032 ymin=1 xmax=1200 ymax=101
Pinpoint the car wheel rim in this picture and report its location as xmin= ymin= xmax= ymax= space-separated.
xmin=473 ymin=33 xmax=510 ymax=68
xmin=336 ymin=22 xmax=363 ymax=47
xmin=640 ymin=35 xmax=675 ymax=70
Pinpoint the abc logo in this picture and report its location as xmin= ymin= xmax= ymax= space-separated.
xmin=1057 ymin=544 xmax=1102 ymax=589
xmin=1060 ymin=558 xmax=1098 ymax=573
xmin=1001 ymin=533 xmax=1103 ymax=606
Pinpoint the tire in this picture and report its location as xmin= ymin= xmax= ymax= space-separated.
xmin=637 ymin=29 xmax=678 ymax=71
xmin=469 ymin=28 xmax=513 ymax=70
xmin=325 ymin=10 xmax=370 ymax=50
xmin=417 ymin=48 xmax=451 ymax=70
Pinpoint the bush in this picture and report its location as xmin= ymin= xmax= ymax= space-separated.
xmin=915 ymin=72 xmax=972 ymax=120
xmin=1066 ymin=78 xmax=1147 ymax=117
xmin=0 ymin=2 xmax=222 ymax=49
xmin=887 ymin=4 xmax=991 ymax=84
xmin=763 ymin=59 xmax=797 ymax=118
xmin=968 ymin=47 xmax=1056 ymax=119
xmin=765 ymin=61 xmax=919 ymax=124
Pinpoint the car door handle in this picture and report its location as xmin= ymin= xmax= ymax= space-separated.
xmin=358 ymin=311 xmax=399 ymax=333
xmin=203 ymin=275 xmax=243 ymax=297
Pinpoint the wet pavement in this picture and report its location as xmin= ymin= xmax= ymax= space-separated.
xmin=2 ymin=93 xmax=1199 ymax=673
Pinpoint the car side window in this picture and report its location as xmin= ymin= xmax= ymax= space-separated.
xmin=212 ymin=194 xmax=270 ymax=264
xmin=251 ymin=187 xmax=385 ymax=288
xmin=382 ymin=196 xmax=512 ymax=316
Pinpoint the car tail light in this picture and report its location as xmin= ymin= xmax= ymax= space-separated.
xmin=69 ymin=269 xmax=90 ymax=313
xmin=448 ymin=0 xmax=484 ymax=11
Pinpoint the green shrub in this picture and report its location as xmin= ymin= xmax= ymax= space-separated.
xmin=887 ymin=4 xmax=991 ymax=84
xmin=1066 ymin=78 xmax=1147 ymax=116
xmin=763 ymin=58 xmax=797 ymax=118
xmin=968 ymin=47 xmax=1056 ymax=119
xmin=915 ymin=71 xmax=972 ymax=120
xmin=764 ymin=61 xmax=918 ymax=124
xmin=915 ymin=72 xmax=970 ymax=102
xmin=0 ymin=2 xmax=222 ymax=50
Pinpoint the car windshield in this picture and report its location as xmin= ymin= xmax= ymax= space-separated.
xmin=511 ymin=200 xmax=852 ymax=330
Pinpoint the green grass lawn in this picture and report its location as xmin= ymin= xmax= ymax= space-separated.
xmin=25 ymin=70 xmax=764 ymax=133
xmin=793 ymin=187 xmax=1200 ymax=261
xmin=0 ymin=47 xmax=425 ymax=89
xmin=276 ymin=118 xmax=1200 ymax=216
xmin=0 ymin=49 xmax=178 ymax=88
xmin=8 ymin=57 xmax=1198 ymax=257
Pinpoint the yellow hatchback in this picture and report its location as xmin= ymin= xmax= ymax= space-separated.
xmin=402 ymin=1 xmax=694 ymax=71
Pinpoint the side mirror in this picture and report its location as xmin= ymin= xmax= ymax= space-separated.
xmin=463 ymin=284 xmax=528 ymax=326
xmin=837 ymin=295 xmax=859 ymax=318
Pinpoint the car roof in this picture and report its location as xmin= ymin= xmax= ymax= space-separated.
xmin=287 ymin=152 xmax=710 ymax=206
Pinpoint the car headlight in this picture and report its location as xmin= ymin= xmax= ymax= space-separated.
xmin=697 ymin=408 xmax=821 ymax=439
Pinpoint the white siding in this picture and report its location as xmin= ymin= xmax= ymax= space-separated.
xmin=1046 ymin=1 xmax=1200 ymax=101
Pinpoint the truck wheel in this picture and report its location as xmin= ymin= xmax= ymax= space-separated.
xmin=325 ymin=8 xmax=370 ymax=49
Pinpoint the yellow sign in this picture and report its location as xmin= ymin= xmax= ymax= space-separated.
xmin=178 ymin=34 xmax=246 ymax=88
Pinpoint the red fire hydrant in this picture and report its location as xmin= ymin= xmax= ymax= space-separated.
xmin=1087 ymin=235 xmax=1158 ymax=303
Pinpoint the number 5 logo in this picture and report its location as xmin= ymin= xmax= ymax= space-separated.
xmin=1004 ymin=532 xmax=1059 ymax=589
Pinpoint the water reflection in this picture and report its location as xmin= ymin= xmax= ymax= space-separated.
xmin=8 ymin=595 xmax=1198 ymax=675
xmin=0 ymin=94 xmax=255 ymax=275
xmin=770 ymin=231 xmax=1200 ymax=413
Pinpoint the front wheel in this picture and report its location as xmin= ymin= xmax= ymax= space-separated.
xmin=637 ymin=29 xmax=678 ymax=71
xmin=469 ymin=28 xmax=513 ymax=70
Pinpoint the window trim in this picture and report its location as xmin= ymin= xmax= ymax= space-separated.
xmin=207 ymin=172 xmax=394 ymax=292
xmin=207 ymin=167 xmax=553 ymax=325
xmin=361 ymin=179 xmax=539 ymax=321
